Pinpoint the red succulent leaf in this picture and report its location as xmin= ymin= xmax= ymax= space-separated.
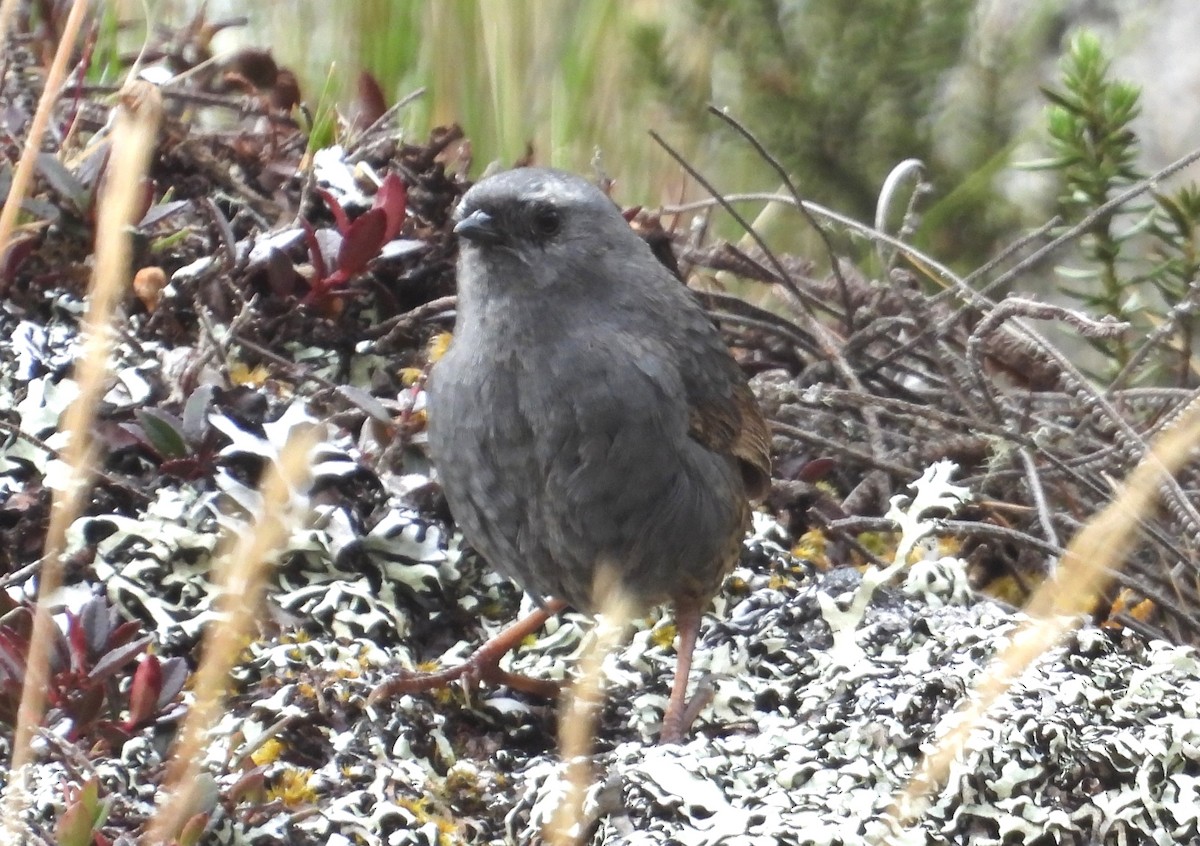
xmin=79 ymin=596 xmax=118 ymax=658
xmin=159 ymin=457 xmax=207 ymax=481
xmin=56 ymin=803 xmax=89 ymax=843
xmin=337 ymin=207 xmax=387 ymax=277
xmin=66 ymin=611 xmax=89 ymax=673
xmin=125 ymin=654 xmax=162 ymax=728
xmin=49 ymin=622 xmax=72 ymax=676
xmin=1 ymin=233 xmax=39 ymax=280
xmin=156 ymin=656 xmax=189 ymax=709
xmin=315 ymin=187 xmax=352 ymax=235
xmin=134 ymin=177 xmax=156 ymax=225
xmin=64 ymin=685 xmax=106 ymax=739
xmin=45 ymin=677 xmax=67 ymax=708
xmin=0 ymin=604 xmax=31 ymax=634
xmin=303 ymin=268 xmax=348 ymax=307
xmin=227 ymin=768 xmax=267 ymax=804
xmin=87 ymin=634 xmax=152 ymax=683
xmin=102 ymin=420 xmax=149 ymax=453
xmin=374 ymin=172 xmax=407 ymax=241
xmin=797 ymin=457 xmax=837 ymax=483
xmin=107 ymin=619 xmax=146 ymax=652
xmin=54 ymin=776 xmax=101 ymax=846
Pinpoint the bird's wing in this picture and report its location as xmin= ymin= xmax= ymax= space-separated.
xmin=673 ymin=296 xmax=771 ymax=501
xmin=687 ymin=378 xmax=772 ymax=501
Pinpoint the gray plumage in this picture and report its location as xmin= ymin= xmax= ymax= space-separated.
xmin=428 ymin=167 xmax=770 ymax=620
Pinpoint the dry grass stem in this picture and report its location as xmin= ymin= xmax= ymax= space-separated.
xmin=141 ymin=426 xmax=318 ymax=845
xmin=0 ymin=0 xmax=89 ymax=277
xmin=0 ymin=0 xmax=19 ymax=65
xmin=885 ymin=398 xmax=1200 ymax=833
xmin=2 ymin=80 xmax=162 ymax=825
xmin=546 ymin=566 xmax=636 ymax=846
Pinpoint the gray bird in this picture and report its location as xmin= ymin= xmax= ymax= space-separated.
xmin=421 ymin=167 xmax=770 ymax=742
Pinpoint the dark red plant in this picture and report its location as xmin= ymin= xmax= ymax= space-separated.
xmin=0 ymin=594 xmax=187 ymax=743
xmin=301 ymin=171 xmax=408 ymax=309
xmin=121 ymin=385 xmax=223 ymax=481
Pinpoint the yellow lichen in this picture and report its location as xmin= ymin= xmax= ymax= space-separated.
xmin=768 ymin=573 xmax=793 ymax=591
xmin=651 ymin=623 xmax=677 ymax=650
xmin=228 ymin=360 xmax=272 ymax=387
xmin=250 ymin=738 xmax=285 ymax=767
xmin=427 ymin=332 xmax=453 ymax=362
xmin=268 ymin=767 xmax=317 ymax=807
xmin=396 ymin=796 xmax=465 ymax=846
xmin=792 ymin=529 xmax=828 ymax=565
xmin=725 ymin=574 xmax=749 ymax=595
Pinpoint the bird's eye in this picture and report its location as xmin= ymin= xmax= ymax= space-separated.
xmin=530 ymin=204 xmax=561 ymax=238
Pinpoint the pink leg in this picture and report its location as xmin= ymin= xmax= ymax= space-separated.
xmin=660 ymin=600 xmax=702 ymax=744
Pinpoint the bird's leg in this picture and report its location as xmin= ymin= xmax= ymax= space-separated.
xmin=660 ymin=599 xmax=703 ymax=744
xmin=369 ymin=599 xmax=568 ymax=704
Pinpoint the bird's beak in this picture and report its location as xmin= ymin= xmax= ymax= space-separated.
xmin=454 ymin=210 xmax=503 ymax=245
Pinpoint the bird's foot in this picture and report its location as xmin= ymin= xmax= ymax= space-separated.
xmin=368 ymin=602 xmax=566 ymax=705
xmin=660 ymin=674 xmax=717 ymax=744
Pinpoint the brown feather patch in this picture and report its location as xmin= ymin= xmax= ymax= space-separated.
xmin=688 ymin=383 xmax=772 ymax=501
